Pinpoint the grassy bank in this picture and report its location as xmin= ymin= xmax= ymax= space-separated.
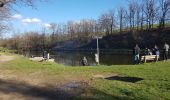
xmin=0 ymin=53 xmax=170 ymax=100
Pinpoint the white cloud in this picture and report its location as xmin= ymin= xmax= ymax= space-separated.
xmin=11 ymin=14 xmax=22 ymax=19
xmin=22 ymin=18 xmax=32 ymax=23
xmin=44 ymin=23 xmax=52 ymax=28
xmin=11 ymin=14 xmax=51 ymax=30
xmin=22 ymin=18 xmax=41 ymax=24
xmin=32 ymin=18 xmax=41 ymax=23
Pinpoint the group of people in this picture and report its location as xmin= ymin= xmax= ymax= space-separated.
xmin=144 ymin=45 xmax=160 ymax=56
xmin=133 ymin=42 xmax=169 ymax=64
xmin=81 ymin=42 xmax=170 ymax=66
xmin=81 ymin=53 xmax=99 ymax=66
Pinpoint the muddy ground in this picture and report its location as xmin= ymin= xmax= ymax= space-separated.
xmin=0 ymin=55 xmax=96 ymax=100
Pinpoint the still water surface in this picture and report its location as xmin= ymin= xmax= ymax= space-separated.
xmin=28 ymin=51 xmax=133 ymax=66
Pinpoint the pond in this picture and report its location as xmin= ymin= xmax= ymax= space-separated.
xmin=53 ymin=52 xmax=133 ymax=66
xmin=26 ymin=51 xmax=134 ymax=66
xmin=22 ymin=50 xmax=169 ymax=66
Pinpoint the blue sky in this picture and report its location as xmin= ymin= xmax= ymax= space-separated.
xmin=8 ymin=0 xmax=128 ymax=37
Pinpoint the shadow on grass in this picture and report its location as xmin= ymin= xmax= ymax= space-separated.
xmin=0 ymin=79 xmax=74 ymax=100
xmin=105 ymin=76 xmax=143 ymax=83
xmin=0 ymin=78 xmax=134 ymax=100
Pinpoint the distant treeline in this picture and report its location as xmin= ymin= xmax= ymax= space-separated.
xmin=1 ymin=0 xmax=170 ymax=51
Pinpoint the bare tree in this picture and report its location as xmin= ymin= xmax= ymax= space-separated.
xmin=67 ymin=21 xmax=75 ymax=40
xmin=99 ymin=14 xmax=110 ymax=35
xmin=108 ymin=10 xmax=116 ymax=34
xmin=0 ymin=0 xmax=48 ymax=8
xmin=128 ymin=2 xmax=135 ymax=30
xmin=0 ymin=5 xmax=10 ymax=36
xmin=140 ymin=2 xmax=145 ymax=30
xmin=135 ymin=1 xmax=141 ymax=31
xmin=0 ymin=0 xmax=49 ymax=37
xmin=118 ymin=7 xmax=127 ymax=33
xmin=144 ymin=0 xmax=158 ymax=30
xmin=159 ymin=0 xmax=170 ymax=29
xmin=128 ymin=0 xmax=138 ymax=31
xmin=49 ymin=23 xmax=57 ymax=44
xmin=99 ymin=10 xmax=116 ymax=35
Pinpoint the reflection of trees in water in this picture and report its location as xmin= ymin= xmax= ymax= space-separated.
xmin=53 ymin=52 xmax=132 ymax=66
xmin=26 ymin=51 xmax=133 ymax=66
xmin=100 ymin=54 xmax=132 ymax=65
xmin=53 ymin=52 xmax=95 ymax=66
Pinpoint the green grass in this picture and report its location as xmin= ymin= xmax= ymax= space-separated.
xmin=0 ymin=47 xmax=17 ymax=54
xmin=1 ymin=53 xmax=170 ymax=100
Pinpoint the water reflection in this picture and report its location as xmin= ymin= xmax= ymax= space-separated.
xmin=53 ymin=52 xmax=96 ymax=66
xmin=20 ymin=50 xmax=169 ymax=66
xmin=27 ymin=51 xmax=133 ymax=66
xmin=100 ymin=54 xmax=133 ymax=65
xmin=55 ymin=52 xmax=133 ymax=66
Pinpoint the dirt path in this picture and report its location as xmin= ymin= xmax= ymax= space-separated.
xmin=0 ymin=78 xmax=88 ymax=100
xmin=0 ymin=55 xmax=15 ymax=62
xmin=0 ymin=55 xmax=113 ymax=100
xmin=0 ymin=55 xmax=90 ymax=100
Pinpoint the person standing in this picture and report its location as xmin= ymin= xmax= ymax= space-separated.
xmin=95 ymin=53 xmax=99 ymax=65
xmin=133 ymin=44 xmax=141 ymax=64
xmin=144 ymin=48 xmax=149 ymax=55
xmin=155 ymin=45 xmax=160 ymax=61
xmin=43 ymin=51 xmax=46 ymax=58
xmin=81 ymin=57 xmax=88 ymax=66
xmin=163 ymin=42 xmax=169 ymax=61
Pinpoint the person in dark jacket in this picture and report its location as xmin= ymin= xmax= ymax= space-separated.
xmin=163 ymin=42 xmax=169 ymax=61
xmin=133 ymin=44 xmax=141 ymax=64
xmin=144 ymin=48 xmax=149 ymax=55
xmin=81 ymin=57 xmax=88 ymax=66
